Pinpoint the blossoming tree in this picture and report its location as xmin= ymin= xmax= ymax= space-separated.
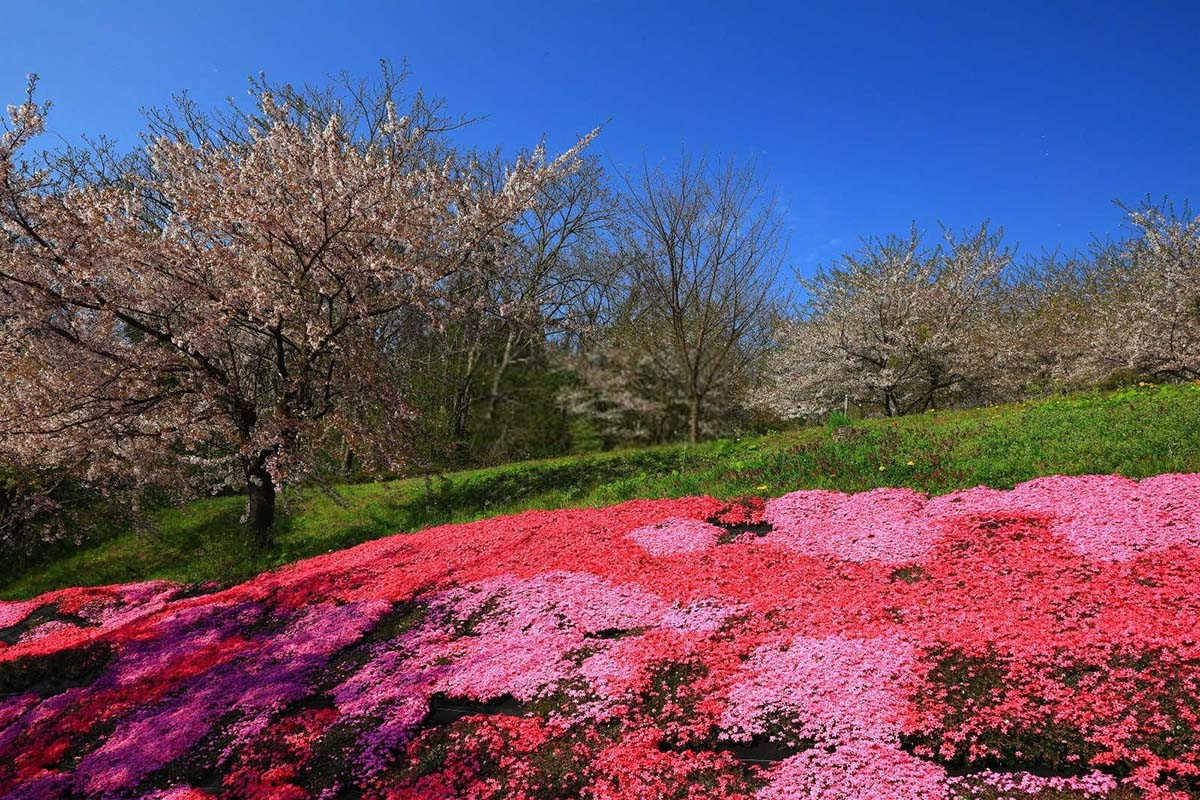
xmin=766 ymin=223 xmax=1011 ymax=419
xmin=0 ymin=73 xmax=593 ymax=542
xmin=1087 ymin=200 xmax=1200 ymax=383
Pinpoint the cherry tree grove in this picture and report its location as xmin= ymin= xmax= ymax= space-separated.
xmin=765 ymin=224 xmax=1012 ymax=420
xmin=764 ymin=203 xmax=1200 ymax=423
xmin=0 ymin=73 xmax=594 ymax=541
xmin=1087 ymin=201 xmax=1200 ymax=384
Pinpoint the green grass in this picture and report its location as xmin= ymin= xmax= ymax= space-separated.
xmin=4 ymin=383 xmax=1199 ymax=600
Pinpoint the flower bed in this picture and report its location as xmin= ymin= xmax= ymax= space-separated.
xmin=2 ymin=474 xmax=1200 ymax=799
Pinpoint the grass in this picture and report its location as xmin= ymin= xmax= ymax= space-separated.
xmin=3 ymin=382 xmax=1199 ymax=600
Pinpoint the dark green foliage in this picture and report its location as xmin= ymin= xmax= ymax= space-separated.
xmin=889 ymin=566 xmax=927 ymax=584
xmin=0 ymin=468 xmax=132 ymax=583
xmin=0 ymin=640 xmax=114 ymax=696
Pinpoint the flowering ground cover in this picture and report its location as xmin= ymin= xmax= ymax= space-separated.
xmin=2 ymin=473 xmax=1200 ymax=799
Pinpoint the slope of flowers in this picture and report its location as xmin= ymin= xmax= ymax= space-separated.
xmin=2 ymin=474 xmax=1200 ymax=799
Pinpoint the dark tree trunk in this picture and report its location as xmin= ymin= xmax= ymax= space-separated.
xmin=247 ymin=467 xmax=276 ymax=547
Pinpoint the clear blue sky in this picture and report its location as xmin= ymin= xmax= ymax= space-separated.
xmin=3 ymin=0 xmax=1197 ymax=273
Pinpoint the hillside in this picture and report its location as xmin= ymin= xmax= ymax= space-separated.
xmin=2 ymin=472 xmax=1199 ymax=797
xmin=4 ymin=382 xmax=1199 ymax=600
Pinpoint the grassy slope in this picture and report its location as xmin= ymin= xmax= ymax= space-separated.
xmin=3 ymin=383 xmax=1198 ymax=599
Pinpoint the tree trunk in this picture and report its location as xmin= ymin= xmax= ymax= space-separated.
xmin=247 ymin=467 xmax=276 ymax=548
xmin=687 ymin=395 xmax=701 ymax=444
xmin=485 ymin=330 xmax=517 ymax=424
xmin=882 ymin=391 xmax=896 ymax=417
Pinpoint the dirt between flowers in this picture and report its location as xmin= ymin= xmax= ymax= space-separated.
xmin=2 ymin=473 xmax=1200 ymax=799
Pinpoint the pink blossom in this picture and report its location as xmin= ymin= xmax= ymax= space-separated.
xmin=625 ymin=517 xmax=724 ymax=556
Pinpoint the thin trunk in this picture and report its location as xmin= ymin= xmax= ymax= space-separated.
xmin=449 ymin=335 xmax=483 ymax=443
xmin=491 ymin=422 xmax=510 ymax=460
xmin=485 ymin=330 xmax=517 ymax=424
xmin=688 ymin=395 xmax=701 ymax=444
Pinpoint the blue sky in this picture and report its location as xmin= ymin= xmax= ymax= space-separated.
xmin=3 ymin=0 xmax=1197 ymax=273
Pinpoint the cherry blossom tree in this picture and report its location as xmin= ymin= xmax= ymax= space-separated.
xmin=1085 ymin=200 xmax=1200 ymax=383
xmin=0 ymin=72 xmax=594 ymax=543
xmin=984 ymin=250 xmax=1107 ymax=398
xmin=767 ymin=223 xmax=1012 ymax=419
